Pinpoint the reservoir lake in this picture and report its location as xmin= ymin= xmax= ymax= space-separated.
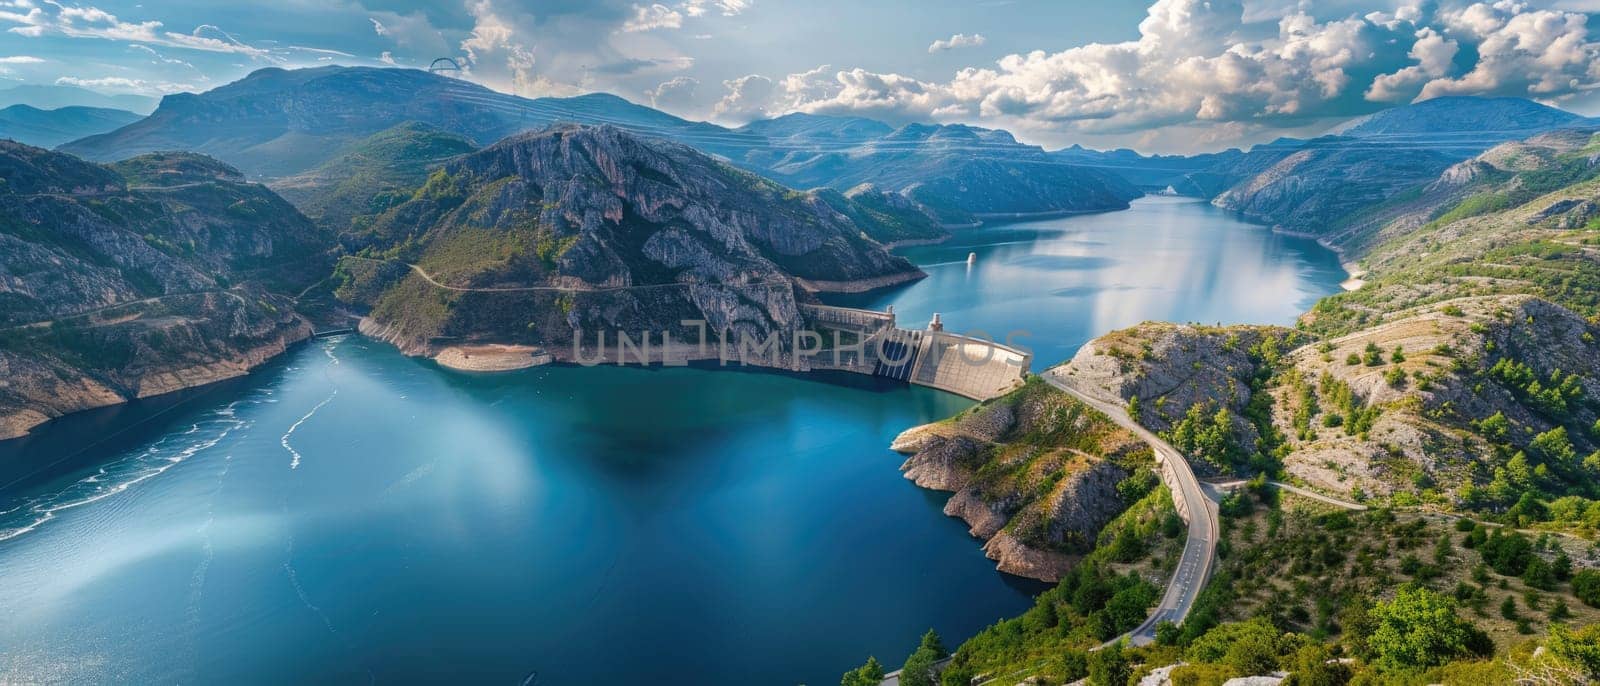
xmin=0 ymin=197 xmax=1346 ymax=684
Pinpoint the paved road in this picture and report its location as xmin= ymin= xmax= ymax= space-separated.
xmin=1039 ymin=368 xmax=1219 ymax=647
xmin=1206 ymin=479 xmax=1369 ymax=511
xmin=341 ymin=255 xmax=788 ymax=294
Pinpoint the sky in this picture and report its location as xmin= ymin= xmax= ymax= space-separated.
xmin=1 ymin=0 xmax=1600 ymax=153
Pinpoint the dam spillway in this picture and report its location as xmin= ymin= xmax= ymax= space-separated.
xmin=801 ymin=304 xmax=1029 ymax=401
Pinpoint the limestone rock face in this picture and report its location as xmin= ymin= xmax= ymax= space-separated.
xmin=1275 ymin=295 xmax=1600 ymax=499
xmin=0 ymin=143 xmax=331 ymax=439
xmin=1057 ymin=323 xmax=1293 ymax=466
xmin=341 ymin=124 xmax=924 ymax=360
xmin=1213 ymin=143 xmax=1455 ymax=235
xmin=890 ymin=379 xmax=1147 ymax=581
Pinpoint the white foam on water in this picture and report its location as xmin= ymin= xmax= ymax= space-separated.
xmin=282 ymin=390 xmax=337 ymax=470
xmin=0 ymin=403 xmax=249 ymax=544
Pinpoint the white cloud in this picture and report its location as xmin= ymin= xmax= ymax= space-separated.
xmin=1367 ymin=27 xmax=1458 ymax=102
xmin=1419 ymin=5 xmax=1600 ymax=100
xmin=379 ymin=51 xmax=397 ymax=66
xmin=460 ymin=0 xmax=536 ymax=92
xmin=369 ymin=17 xmax=389 ymax=37
xmin=127 ymin=44 xmax=194 ymax=68
xmin=928 ymin=33 xmax=986 ymax=53
xmin=712 ymin=74 xmax=775 ymax=121
xmin=646 ymin=75 xmax=698 ymax=112
xmin=0 ymin=55 xmax=42 ymax=63
xmin=55 ymin=75 xmax=197 ymax=95
xmin=682 ymin=0 xmax=752 ymax=17
xmin=622 ymin=4 xmax=683 ymax=32
xmin=0 ymin=2 xmax=347 ymax=60
xmin=726 ymin=0 xmax=1600 ymax=144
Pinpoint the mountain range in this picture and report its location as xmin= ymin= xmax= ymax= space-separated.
xmin=0 ymin=84 xmax=157 ymax=114
xmin=47 ymin=66 xmax=1599 ymax=240
xmin=0 ymin=104 xmax=141 ymax=148
xmin=55 ymin=66 xmax=1137 ymax=223
xmin=4 ymin=64 xmax=1600 ymax=441
xmin=343 ymin=124 xmax=926 ymax=359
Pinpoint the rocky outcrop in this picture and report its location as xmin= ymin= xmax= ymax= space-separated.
xmin=1057 ymin=323 xmax=1298 ymax=461
xmin=1213 ymin=140 xmax=1456 ymax=237
xmin=0 ymin=142 xmax=332 ymax=439
xmin=1054 ymin=293 xmax=1600 ymax=506
xmin=0 ymin=292 xmax=312 ymax=439
xmin=339 ymin=124 xmax=924 ymax=362
xmin=890 ymin=378 xmax=1148 ymax=581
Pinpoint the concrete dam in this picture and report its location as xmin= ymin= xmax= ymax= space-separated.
xmin=800 ymin=304 xmax=1030 ymax=401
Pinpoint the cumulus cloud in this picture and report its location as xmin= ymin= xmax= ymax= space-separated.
xmin=646 ymin=75 xmax=699 ymax=112
xmin=1417 ymin=3 xmax=1600 ymax=100
xmin=460 ymin=0 xmax=537 ymax=93
xmin=1366 ymin=27 xmax=1457 ymax=102
xmin=452 ymin=0 xmax=695 ymax=97
xmin=379 ymin=51 xmax=397 ymax=65
xmin=366 ymin=10 xmax=450 ymax=56
xmin=622 ymin=4 xmax=683 ymax=32
xmin=721 ymin=0 xmax=1600 ymax=145
xmin=928 ymin=33 xmax=986 ymax=53
xmin=713 ymin=74 xmax=776 ymax=121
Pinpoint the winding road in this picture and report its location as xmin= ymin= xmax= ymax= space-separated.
xmin=340 ymin=255 xmax=789 ymax=294
xmin=1038 ymin=367 xmax=1220 ymax=647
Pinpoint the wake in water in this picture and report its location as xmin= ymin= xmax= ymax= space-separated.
xmin=0 ymin=403 xmax=250 ymax=543
xmin=281 ymin=510 xmax=377 ymax=684
xmin=281 ymin=390 xmax=337 ymax=470
xmin=281 ymin=337 xmax=345 ymax=470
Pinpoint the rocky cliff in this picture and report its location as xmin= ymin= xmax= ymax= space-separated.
xmin=890 ymin=378 xmax=1153 ymax=581
xmin=1212 ymin=138 xmax=1457 ymax=236
xmin=337 ymin=124 xmax=924 ymax=361
xmin=1054 ymin=323 xmax=1300 ymax=472
xmin=0 ymin=142 xmax=331 ymax=439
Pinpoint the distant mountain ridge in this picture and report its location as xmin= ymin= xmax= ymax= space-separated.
xmin=59 ymin=66 xmax=1137 ymax=222
xmin=0 ymin=84 xmax=157 ymax=114
xmin=1331 ymin=95 xmax=1580 ymax=139
xmin=54 ymin=67 xmax=1595 ymax=240
xmin=0 ymin=104 xmax=140 ymax=148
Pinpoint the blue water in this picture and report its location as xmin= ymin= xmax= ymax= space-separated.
xmin=832 ymin=196 xmax=1346 ymax=364
xmin=0 ymin=197 xmax=1344 ymax=684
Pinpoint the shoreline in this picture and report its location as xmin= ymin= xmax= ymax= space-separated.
xmin=434 ymin=344 xmax=554 ymax=372
xmin=0 ymin=319 xmax=313 ymax=442
xmin=1265 ymin=225 xmax=1367 ymax=291
xmin=795 ymin=268 xmax=926 ymax=294
xmin=881 ymin=235 xmax=953 ymax=250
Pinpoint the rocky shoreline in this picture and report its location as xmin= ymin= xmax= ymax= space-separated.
xmin=0 ymin=315 xmax=313 ymax=441
xmin=794 ymin=269 xmax=926 ymax=294
xmin=887 ymin=380 xmax=1146 ymax=582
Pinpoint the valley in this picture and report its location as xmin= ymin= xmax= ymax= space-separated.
xmin=3 ymin=61 xmax=1600 ymax=686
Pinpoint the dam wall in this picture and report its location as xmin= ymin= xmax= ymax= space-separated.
xmin=801 ymin=304 xmax=1029 ymax=401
